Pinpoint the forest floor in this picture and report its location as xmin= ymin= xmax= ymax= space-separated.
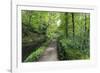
xmin=39 ymin=40 xmax=59 ymax=61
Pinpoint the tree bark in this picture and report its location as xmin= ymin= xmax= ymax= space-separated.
xmin=84 ymin=14 xmax=87 ymax=48
xmin=28 ymin=11 xmax=32 ymax=26
xmin=85 ymin=14 xmax=87 ymax=32
xmin=65 ymin=13 xmax=68 ymax=38
xmin=72 ymin=13 xmax=75 ymax=38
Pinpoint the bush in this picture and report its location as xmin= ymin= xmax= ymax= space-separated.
xmin=24 ymin=40 xmax=51 ymax=62
xmin=57 ymin=36 xmax=90 ymax=60
xmin=24 ymin=47 xmax=45 ymax=62
xmin=22 ymin=33 xmax=47 ymax=61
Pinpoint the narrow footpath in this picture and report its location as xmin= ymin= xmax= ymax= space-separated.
xmin=39 ymin=40 xmax=58 ymax=61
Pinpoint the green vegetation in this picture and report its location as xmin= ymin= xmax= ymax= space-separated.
xmin=57 ymin=13 xmax=90 ymax=60
xmin=22 ymin=10 xmax=90 ymax=62
xmin=24 ymin=40 xmax=51 ymax=62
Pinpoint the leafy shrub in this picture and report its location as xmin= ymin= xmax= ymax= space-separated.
xmin=22 ymin=33 xmax=47 ymax=61
xmin=57 ymin=36 xmax=90 ymax=60
xmin=24 ymin=40 xmax=51 ymax=62
xmin=24 ymin=47 xmax=45 ymax=62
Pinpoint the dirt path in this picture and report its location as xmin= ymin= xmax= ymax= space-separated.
xmin=39 ymin=40 xmax=58 ymax=61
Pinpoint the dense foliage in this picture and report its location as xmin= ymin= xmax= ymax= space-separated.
xmin=57 ymin=13 xmax=90 ymax=60
xmin=22 ymin=10 xmax=90 ymax=62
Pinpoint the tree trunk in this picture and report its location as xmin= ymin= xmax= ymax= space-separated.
xmin=72 ymin=13 xmax=75 ymax=38
xmin=85 ymin=14 xmax=87 ymax=32
xmin=65 ymin=13 xmax=68 ymax=38
xmin=28 ymin=11 xmax=32 ymax=26
xmin=84 ymin=14 xmax=87 ymax=49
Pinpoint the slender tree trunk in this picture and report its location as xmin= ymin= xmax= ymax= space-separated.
xmin=65 ymin=13 xmax=68 ymax=38
xmin=28 ymin=11 xmax=32 ymax=26
xmin=84 ymin=14 xmax=87 ymax=49
xmin=85 ymin=14 xmax=87 ymax=32
xmin=72 ymin=13 xmax=75 ymax=38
